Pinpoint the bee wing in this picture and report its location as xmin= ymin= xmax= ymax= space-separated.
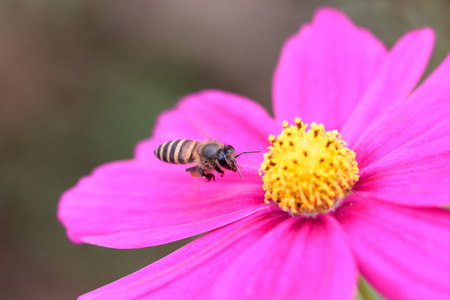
xmin=185 ymin=121 xmax=216 ymax=141
xmin=179 ymin=109 xmax=230 ymax=142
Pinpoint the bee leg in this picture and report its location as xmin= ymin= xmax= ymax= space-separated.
xmin=196 ymin=166 xmax=215 ymax=182
xmin=205 ymin=174 xmax=215 ymax=182
xmin=214 ymin=165 xmax=225 ymax=177
xmin=185 ymin=167 xmax=196 ymax=172
xmin=185 ymin=166 xmax=200 ymax=176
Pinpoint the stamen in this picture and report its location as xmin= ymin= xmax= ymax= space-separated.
xmin=259 ymin=118 xmax=359 ymax=216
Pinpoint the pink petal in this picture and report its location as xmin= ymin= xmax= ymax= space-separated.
xmin=273 ymin=7 xmax=386 ymax=130
xmin=353 ymin=51 xmax=450 ymax=168
xmin=58 ymin=158 xmax=266 ymax=249
xmin=336 ymin=196 xmax=450 ymax=299
xmin=351 ymin=52 xmax=450 ymax=206
xmin=342 ymin=27 xmax=435 ymax=145
xmin=354 ymin=135 xmax=450 ymax=206
xmin=59 ymin=90 xmax=276 ymax=248
xmin=136 ymin=89 xmax=276 ymax=168
xmin=212 ymin=214 xmax=357 ymax=300
xmin=79 ymin=208 xmax=289 ymax=300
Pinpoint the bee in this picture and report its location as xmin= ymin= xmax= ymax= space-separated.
xmin=154 ymin=139 xmax=260 ymax=182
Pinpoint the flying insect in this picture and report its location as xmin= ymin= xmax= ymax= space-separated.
xmin=154 ymin=139 xmax=260 ymax=182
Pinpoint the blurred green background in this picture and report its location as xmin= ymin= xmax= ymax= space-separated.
xmin=1 ymin=1 xmax=449 ymax=299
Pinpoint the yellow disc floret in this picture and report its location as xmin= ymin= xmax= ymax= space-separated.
xmin=259 ymin=118 xmax=359 ymax=216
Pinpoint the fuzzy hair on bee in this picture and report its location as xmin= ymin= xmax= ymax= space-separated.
xmin=154 ymin=139 xmax=260 ymax=182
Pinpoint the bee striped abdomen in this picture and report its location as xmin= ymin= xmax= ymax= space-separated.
xmin=154 ymin=140 xmax=199 ymax=164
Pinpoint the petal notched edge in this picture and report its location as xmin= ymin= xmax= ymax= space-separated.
xmin=343 ymin=27 xmax=435 ymax=144
xmin=273 ymin=7 xmax=386 ymax=131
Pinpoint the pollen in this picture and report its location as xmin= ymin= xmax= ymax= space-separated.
xmin=259 ymin=118 xmax=359 ymax=216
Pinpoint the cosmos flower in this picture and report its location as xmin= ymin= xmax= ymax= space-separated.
xmin=58 ymin=7 xmax=450 ymax=300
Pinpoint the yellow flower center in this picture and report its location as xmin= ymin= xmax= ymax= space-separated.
xmin=259 ymin=118 xmax=359 ymax=216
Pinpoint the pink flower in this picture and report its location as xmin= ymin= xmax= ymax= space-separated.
xmin=58 ymin=7 xmax=450 ymax=300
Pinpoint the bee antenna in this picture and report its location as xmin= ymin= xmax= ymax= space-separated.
xmin=233 ymin=161 xmax=245 ymax=182
xmin=235 ymin=150 xmax=261 ymax=158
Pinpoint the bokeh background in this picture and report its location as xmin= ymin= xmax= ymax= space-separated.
xmin=1 ymin=1 xmax=449 ymax=299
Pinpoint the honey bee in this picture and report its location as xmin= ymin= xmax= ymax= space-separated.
xmin=154 ymin=139 xmax=260 ymax=182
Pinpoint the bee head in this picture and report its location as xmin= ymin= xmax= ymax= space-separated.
xmin=218 ymin=145 xmax=237 ymax=171
xmin=218 ymin=145 xmax=261 ymax=181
